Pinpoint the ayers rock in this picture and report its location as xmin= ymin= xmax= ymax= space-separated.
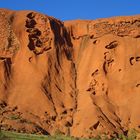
xmin=0 ymin=9 xmax=140 ymax=138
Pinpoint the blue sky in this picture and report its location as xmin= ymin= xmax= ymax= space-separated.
xmin=0 ymin=0 xmax=140 ymax=21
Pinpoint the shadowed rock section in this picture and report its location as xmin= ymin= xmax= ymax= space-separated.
xmin=0 ymin=9 xmax=140 ymax=138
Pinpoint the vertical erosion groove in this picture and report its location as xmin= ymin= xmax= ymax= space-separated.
xmin=4 ymin=58 xmax=12 ymax=83
xmin=77 ymin=35 xmax=90 ymax=67
xmin=41 ymin=56 xmax=58 ymax=117
xmin=44 ymin=18 xmax=78 ymax=134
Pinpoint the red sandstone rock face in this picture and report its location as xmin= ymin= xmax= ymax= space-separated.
xmin=0 ymin=9 xmax=140 ymax=138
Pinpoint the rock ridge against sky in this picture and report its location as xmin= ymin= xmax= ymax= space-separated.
xmin=0 ymin=9 xmax=140 ymax=138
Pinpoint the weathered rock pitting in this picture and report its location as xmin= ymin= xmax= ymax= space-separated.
xmin=0 ymin=9 xmax=140 ymax=138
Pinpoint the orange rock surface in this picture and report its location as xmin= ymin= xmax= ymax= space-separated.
xmin=0 ymin=9 xmax=140 ymax=138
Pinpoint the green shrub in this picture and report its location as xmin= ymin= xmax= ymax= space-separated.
xmin=117 ymin=129 xmax=138 ymax=140
xmin=8 ymin=115 xmax=20 ymax=120
xmin=0 ymin=129 xmax=139 ymax=140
